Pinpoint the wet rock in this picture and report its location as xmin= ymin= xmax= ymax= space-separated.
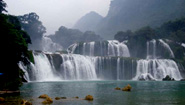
xmin=85 ymin=95 xmax=93 ymax=101
xmin=61 ymin=97 xmax=67 ymax=99
xmin=21 ymin=99 xmax=32 ymax=105
xmin=122 ymin=84 xmax=132 ymax=91
xmin=42 ymin=97 xmax=53 ymax=104
xmin=25 ymin=101 xmax=32 ymax=105
xmin=180 ymin=79 xmax=185 ymax=81
xmin=55 ymin=97 xmax=61 ymax=100
xmin=38 ymin=94 xmax=49 ymax=98
xmin=138 ymin=73 xmax=155 ymax=81
xmin=0 ymin=97 xmax=5 ymax=102
xmin=115 ymin=87 xmax=121 ymax=90
xmin=162 ymin=75 xmax=175 ymax=81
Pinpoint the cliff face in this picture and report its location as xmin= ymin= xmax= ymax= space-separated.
xmin=73 ymin=11 xmax=103 ymax=32
xmin=74 ymin=0 xmax=185 ymax=39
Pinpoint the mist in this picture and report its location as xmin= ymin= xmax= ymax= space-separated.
xmin=5 ymin=0 xmax=110 ymax=34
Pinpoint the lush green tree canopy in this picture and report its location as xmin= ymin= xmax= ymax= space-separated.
xmin=0 ymin=0 xmax=7 ymax=13
xmin=18 ymin=12 xmax=46 ymax=40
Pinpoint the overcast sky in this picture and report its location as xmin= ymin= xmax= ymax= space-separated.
xmin=5 ymin=0 xmax=111 ymax=35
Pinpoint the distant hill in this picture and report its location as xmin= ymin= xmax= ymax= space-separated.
xmin=73 ymin=11 xmax=103 ymax=32
xmin=74 ymin=0 xmax=185 ymax=39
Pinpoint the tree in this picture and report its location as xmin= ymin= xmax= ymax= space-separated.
xmin=0 ymin=14 xmax=31 ymax=90
xmin=18 ymin=12 xmax=46 ymax=50
xmin=0 ymin=0 xmax=7 ymax=13
xmin=114 ymin=30 xmax=133 ymax=42
xmin=18 ymin=12 xmax=46 ymax=40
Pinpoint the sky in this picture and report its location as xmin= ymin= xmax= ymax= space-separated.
xmin=5 ymin=0 xmax=111 ymax=35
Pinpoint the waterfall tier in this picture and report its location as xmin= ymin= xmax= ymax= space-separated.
xmin=67 ymin=40 xmax=130 ymax=57
xmin=146 ymin=39 xmax=175 ymax=59
xmin=20 ymin=51 xmax=182 ymax=81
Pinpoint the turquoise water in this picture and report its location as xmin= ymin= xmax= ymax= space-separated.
xmin=19 ymin=81 xmax=185 ymax=105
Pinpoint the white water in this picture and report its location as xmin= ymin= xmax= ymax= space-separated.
xmin=108 ymin=40 xmax=130 ymax=57
xmin=159 ymin=39 xmax=175 ymax=58
xmin=117 ymin=58 xmax=120 ymax=80
xmin=68 ymin=40 xmax=130 ymax=57
xmin=182 ymin=43 xmax=185 ymax=48
xmin=133 ymin=59 xmax=182 ymax=80
xmin=21 ymin=39 xmax=184 ymax=81
xmin=146 ymin=39 xmax=156 ymax=59
xmin=60 ymin=54 xmax=97 ymax=80
xmin=42 ymin=37 xmax=63 ymax=52
xmin=32 ymin=52 xmax=61 ymax=81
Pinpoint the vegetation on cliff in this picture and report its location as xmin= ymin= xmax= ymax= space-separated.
xmin=0 ymin=0 xmax=31 ymax=90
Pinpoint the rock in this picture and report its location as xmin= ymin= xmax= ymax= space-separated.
xmin=180 ymin=79 xmax=185 ymax=81
xmin=55 ymin=97 xmax=61 ymax=100
xmin=122 ymin=84 xmax=132 ymax=91
xmin=138 ymin=73 xmax=155 ymax=81
xmin=115 ymin=87 xmax=121 ymax=90
xmin=162 ymin=75 xmax=175 ymax=81
xmin=75 ymin=96 xmax=79 ymax=99
xmin=0 ymin=97 xmax=5 ymax=102
xmin=85 ymin=95 xmax=93 ymax=101
xmin=25 ymin=101 xmax=32 ymax=105
xmin=61 ymin=97 xmax=67 ymax=99
xmin=20 ymin=100 xmax=32 ymax=105
xmin=42 ymin=97 xmax=53 ymax=104
xmin=38 ymin=94 xmax=49 ymax=98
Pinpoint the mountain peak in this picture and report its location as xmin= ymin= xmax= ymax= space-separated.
xmin=73 ymin=11 xmax=103 ymax=32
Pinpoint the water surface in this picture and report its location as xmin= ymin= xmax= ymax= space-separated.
xmin=18 ymin=81 xmax=185 ymax=105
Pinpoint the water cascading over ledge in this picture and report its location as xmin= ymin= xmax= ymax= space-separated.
xmin=19 ymin=50 xmax=182 ymax=81
xmin=146 ymin=39 xmax=175 ymax=59
xmin=67 ymin=40 xmax=130 ymax=57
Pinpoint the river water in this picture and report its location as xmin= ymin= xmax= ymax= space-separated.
xmin=14 ymin=81 xmax=185 ymax=105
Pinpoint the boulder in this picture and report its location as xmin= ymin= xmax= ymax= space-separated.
xmin=0 ymin=97 xmax=5 ymax=102
xmin=138 ymin=73 xmax=155 ymax=81
xmin=20 ymin=99 xmax=32 ymax=105
xmin=38 ymin=94 xmax=49 ymax=98
xmin=115 ymin=87 xmax=121 ymax=90
xmin=85 ymin=95 xmax=93 ymax=101
xmin=180 ymin=79 xmax=185 ymax=81
xmin=162 ymin=75 xmax=175 ymax=81
xmin=55 ymin=97 xmax=61 ymax=100
xmin=122 ymin=84 xmax=132 ymax=91
xmin=61 ymin=97 xmax=67 ymax=99
xmin=42 ymin=97 xmax=53 ymax=104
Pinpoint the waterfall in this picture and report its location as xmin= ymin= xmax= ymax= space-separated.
xmin=60 ymin=54 xmax=97 ymax=80
xmin=67 ymin=40 xmax=130 ymax=57
xmin=108 ymin=40 xmax=130 ymax=57
xmin=22 ymin=38 xmax=184 ymax=81
xmin=158 ymin=39 xmax=175 ymax=58
xmin=146 ymin=39 xmax=175 ymax=59
xmin=133 ymin=59 xmax=182 ymax=80
xmin=117 ymin=58 xmax=120 ymax=80
xmin=146 ymin=39 xmax=156 ymax=59
xmin=42 ymin=36 xmax=63 ymax=52
xmin=32 ymin=52 xmax=61 ymax=81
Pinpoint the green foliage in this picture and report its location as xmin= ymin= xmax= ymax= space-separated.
xmin=114 ymin=30 xmax=133 ymax=42
xmin=157 ymin=17 xmax=185 ymax=43
xmin=0 ymin=14 xmax=31 ymax=90
xmin=27 ymin=51 xmax=35 ymax=64
xmin=0 ymin=0 xmax=7 ymax=13
xmin=18 ymin=12 xmax=46 ymax=40
xmin=49 ymin=26 xmax=102 ymax=49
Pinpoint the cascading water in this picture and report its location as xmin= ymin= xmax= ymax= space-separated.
xmin=133 ymin=59 xmax=182 ymax=80
xmin=146 ymin=39 xmax=175 ymax=59
xmin=67 ymin=40 xmax=130 ymax=57
xmin=158 ymin=39 xmax=175 ymax=58
xmin=21 ymin=39 xmax=184 ymax=81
